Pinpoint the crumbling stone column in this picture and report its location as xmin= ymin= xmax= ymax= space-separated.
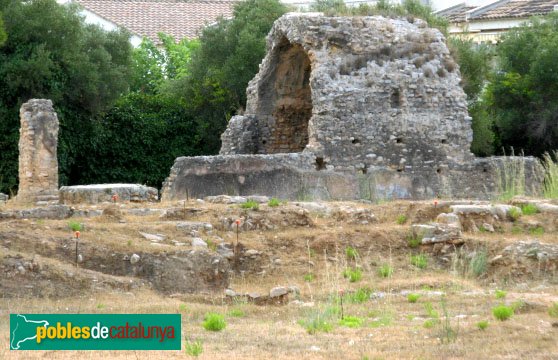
xmin=15 ymin=99 xmax=60 ymax=205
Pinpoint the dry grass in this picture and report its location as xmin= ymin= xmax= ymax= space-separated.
xmin=1 ymin=200 xmax=558 ymax=359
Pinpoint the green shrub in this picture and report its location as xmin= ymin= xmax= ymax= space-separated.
xmin=492 ymin=305 xmax=513 ymax=321
xmin=339 ymin=315 xmax=365 ymax=328
xmin=345 ymin=246 xmax=359 ymax=260
xmin=202 ymin=313 xmax=226 ymax=331
xmin=407 ymin=293 xmax=420 ymax=303
xmin=342 ymin=267 xmax=363 ymax=282
xmin=476 ymin=320 xmax=489 ymax=330
xmin=303 ymin=273 xmax=315 ymax=282
xmin=267 ymin=197 xmax=281 ymax=207
xmin=396 ymin=214 xmax=407 ymax=225
xmin=185 ymin=339 xmax=203 ymax=357
xmin=548 ymin=302 xmax=558 ymax=318
xmin=240 ymin=200 xmax=259 ymax=210
xmin=378 ymin=264 xmax=394 ymax=278
xmin=68 ymin=221 xmax=82 ymax=232
xmin=495 ymin=289 xmax=507 ymax=299
xmin=508 ymin=207 xmax=521 ymax=221
xmin=410 ymin=254 xmax=428 ymax=269
xmin=520 ymin=203 xmax=539 ymax=215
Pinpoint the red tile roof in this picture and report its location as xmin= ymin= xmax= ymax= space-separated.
xmin=471 ymin=0 xmax=558 ymax=20
xmin=75 ymin=0 xmax=237 ymax=43
xmin=436 ymin=3 xmax=477 ymax=22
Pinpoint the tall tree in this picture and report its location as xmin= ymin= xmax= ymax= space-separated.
xmin=483 ymin=13 xmax=558 ymax=156
xmin=164 ymin=0 xmax=288 ymax=154
xmin=0 ymin=0 xmax=132 ymax=193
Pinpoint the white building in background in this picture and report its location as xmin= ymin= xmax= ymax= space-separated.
xmin=437 ymin=0 xmax=558 ymax=44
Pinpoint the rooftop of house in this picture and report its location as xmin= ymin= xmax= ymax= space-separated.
xmin=438 ymin=0 xmax=558 ymax=22
xmin=75 ymin=0 xmax=236 ymax=43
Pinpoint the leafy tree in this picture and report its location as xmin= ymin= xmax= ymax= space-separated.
xmin=0 ymin=11 xmax=6 ymax=46
xmin=80 ymin=93 xmax=202 ymax=187
xmin=448 ymin=38 xmax=494 ymax=156
xmin=483 ymin=13 xmax=558 ymax=156
xmin=164 ymin=0 xmax=288 ymax=154
xmin=131 ymin=34 xmax=199 ymax=94
xmin=0 ymin=0 xmax=132 ymax=193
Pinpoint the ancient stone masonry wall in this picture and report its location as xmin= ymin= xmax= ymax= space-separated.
xmin=15 ymin=99 xmax=60 ymax=205
xmin=163 ymin=13 xmax=544 ymax=201
xmin=221 ymin=13 xmax=473 ymax=175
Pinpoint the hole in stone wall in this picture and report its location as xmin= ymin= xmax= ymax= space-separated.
xmin=437 ymin=168 xmax=442 ymax=174
xmin=397 ymin=168 xmax=404 ymax=172
xmin=351 ymin=138 xmax=360 ymax=144
xmin=262 ymin=140 xmax=267 ymax=145
xmin=315 ymin=157 xmax=326 ymax=171
xmin=483 ymin=167 xmax=488 ymax=173
xmin=395 ymin=137 xmax=404 ymax=144
xmin=261 ymin=38 xmax=313 ymax=154
xmin=391 ymin=88 xmax=401 ymax=108
xmin=441 ymin=139 xmax=447 ymax=144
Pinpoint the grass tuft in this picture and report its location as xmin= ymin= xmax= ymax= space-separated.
xmin=339 ymin=315 xmax=365 ymax=328
xmin=476 ymin=320 xmax=489 ymax=330
xmin=542 ymin=151 xmax=558 ymax=199
xmin=520 ymin=203 xmax=539 ymax=215
xmin=202 ymin=313 xmax=226 ymax=331
xmin=396 ymin=214 xmax=407 ymax=225
xmin=185 ymin=339 xmax=203 ymax=357
xmin=240 ymin=200 xmax=259 ymax=210
xmin=495 ymin=289 xmax=507 ymax=299
xmin=268 ymin=198 xmax=281 ymax=207
xmin=342 ymin=267 xmax=363 ymax=282
xmin=377 ymin=264 xmax=394 ymax=278
xmin=345 ymin=246 xmax=359 ymax=260
xmin=492 ymin=305 xmax=513 ymax=321
xmin=407 ymin=293 xmax=420 ymax=303
xmin=410 ymin=254 xmax=428 ymax=269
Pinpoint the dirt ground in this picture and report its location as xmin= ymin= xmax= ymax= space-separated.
xmin=1 ymin=199 xmax=557 ymax=359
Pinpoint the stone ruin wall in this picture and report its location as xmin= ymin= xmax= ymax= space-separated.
xmin=15 ymin=99 xmax=60 ymax=205
xmin=163 ymin=13 xmax=544 ymax=201
xmin=220 ymin=14 xmax=474 ymax=171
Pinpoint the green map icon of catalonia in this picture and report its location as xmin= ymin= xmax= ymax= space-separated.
xmin=10 ymin=314 xmax=49 ymax=350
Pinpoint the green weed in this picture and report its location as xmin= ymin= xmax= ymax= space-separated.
xmin=410 ymin=254 xmax=428 ymax=269
xmin=377 ymin=264 xmax=393 ymax=278
xmin=202 ymin=313 xmax=226 ymax=331
xmin=492 ymin=305 xmax=513 ymax=321
xmin=342 ymin=267 xmax=363 ymax=282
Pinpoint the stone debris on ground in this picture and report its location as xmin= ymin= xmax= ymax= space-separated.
xmin=224 ymin=285 xmax=296 ymax=305
xmin=412 ymin=223 xmax=462 ymax=244
xmin=139 ymin=232 xmax=166 ymax=242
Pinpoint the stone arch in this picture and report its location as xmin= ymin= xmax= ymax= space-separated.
xmin=258 ymin=37 xmax=312 ymax=154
